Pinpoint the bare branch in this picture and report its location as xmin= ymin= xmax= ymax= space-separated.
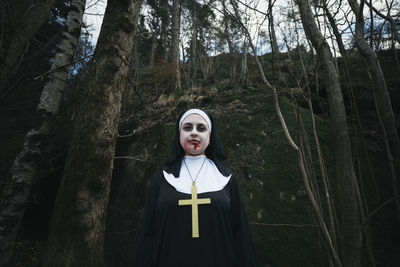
xmin=363 ymin=0 xmax=400 ymax=44
xmin=33 ymin=54 xmax=93 ymax=81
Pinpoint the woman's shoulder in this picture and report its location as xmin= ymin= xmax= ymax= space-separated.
xmin=148 ymin=168 xmax=165 ymax=187
xmin=225 ymin=173 xmax=240 ymax=191
xmin=208 ymin=157 xmax=232 ymax=177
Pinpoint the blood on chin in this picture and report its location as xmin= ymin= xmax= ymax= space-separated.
xmin=185 ymin=141 xmax=201 ymax=151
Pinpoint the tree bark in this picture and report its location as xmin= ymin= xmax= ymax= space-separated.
xmin=0 ymin=0 xmax=57 ymax=83
xmin=161 ymin=11 xmax=169 ymax=62
xmin=221 ymin=0 xmax=234 ymax=54
xmin=322 ymin=2 xmax=346 ymax=56
xmin=170 ymin=0 xmax=181 ymax=91
xmin=268 ymin=0 xmax=279 ymax=54
xmin=149 ymin=31 xmax=157 ymax=67
xmin=0 ymin=0 xmax=86 ymax=265
xmin=295 ymin=0 xmax=362 ymax=266
xmin=191 ymin=29 xmax=198 ymax=86
xmin=221 ymin=0 xmax=237 ymax=81
xmin=240 ymin=39 xmax=248 ymax=82
xmin=41 ymin=0 xmax=141 ymax=266
xmin=347 ymin=0 xmax=400 ymax=219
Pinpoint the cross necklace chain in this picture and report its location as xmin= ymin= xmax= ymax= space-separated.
xmin=178 ymin=157 xmax=211 ymax=238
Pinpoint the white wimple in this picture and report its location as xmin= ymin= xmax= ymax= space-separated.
xmin=163 ymin=155 xmax=231 ymax=194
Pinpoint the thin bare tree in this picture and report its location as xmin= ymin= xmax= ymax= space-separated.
xmin=364 ymin=0 xmax=400 ymax=45
xmin=321 ymin=0 xmax=347 ymax=56
xmin=347 ymin=0 xmax=400 ymax=220
xmin=268 ymin=0 xmax=279 ymax=54
xmin=225 ymin=0 xmax=343 ymax=265
xmin=295 ymin=0 xmax=362 ymax=266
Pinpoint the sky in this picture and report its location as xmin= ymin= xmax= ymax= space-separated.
xmin=81 ymin=0 xmax=392 ymax=56
xmin=83 ymin=0 xmax=289 ymax=52
xmin=83 ymin=0 xmax=107 ymax=45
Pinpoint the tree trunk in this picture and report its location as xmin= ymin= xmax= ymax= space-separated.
xmin=221 ymin=0 xmax=234 ymax=54
xmin=221 ymin=0 xmax=236 ymax=81
xmin=197 ymin=49 xmax=207 ymax=81
xmin=169 ymin=0 xmax=181 ymax=91
xmin=323 ymin=2 xmax=346 ymax=56
xmin=347 ymin=0 xmax=400 ymax=219
xmin=191 ymin=30 xmax=198 ymax=86
xmin=149 ymin=32 xmax=157 ymax=67
xmin=240 ymin=39 xmax=248 ymax=82
xmin=0 ymin=0 xmax=86 ymax=265
xmin=296 ymin=0 xmax=362 ymax=266
xmin=41 ymin=0 xmax=141 ymax=266
xmin=161 ymin=18 xmax=169 ymax=62
xmin=268 ymin=0 xmax=279 ymax=54
xmin=0 ymin=0 xmax=57 ymax=84
xmin=122 ymin=38 xmax=140 ymax=115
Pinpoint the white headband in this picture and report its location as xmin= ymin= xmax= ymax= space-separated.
xmin=179 ymin=109 xmax=212 ymax=132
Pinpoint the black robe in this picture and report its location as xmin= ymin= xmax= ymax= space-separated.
xmin=135 ymin=170 xmax=258 ymax=267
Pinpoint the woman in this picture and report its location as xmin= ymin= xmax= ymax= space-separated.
xmin=135 ymin=108 xmax=258 ymax=267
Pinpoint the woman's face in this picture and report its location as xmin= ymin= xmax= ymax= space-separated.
xmin=180 ymin=114 xmax=210 ymax=156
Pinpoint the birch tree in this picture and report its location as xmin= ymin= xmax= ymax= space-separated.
xmin=0 ymin=0 xmax=86 ymax=265
xmin=40 ymin=0 xmax=142 ymax=265
xmin=295 ymin=0 xmax=362 ymax=266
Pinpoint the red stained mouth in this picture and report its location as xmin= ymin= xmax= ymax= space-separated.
xmin=189 ymin=140 xmax=200 ymax=149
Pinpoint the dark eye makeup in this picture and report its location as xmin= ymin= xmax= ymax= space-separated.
xmin=197 ymin=124 xmax=206 ymax=132
xmin=182 ymin=123 xmax=207 ymax=132
xmin=183 ymin=124 xmax=193 ymax=131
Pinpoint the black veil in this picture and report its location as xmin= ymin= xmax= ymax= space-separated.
xmin=162 ymin=109 xmax=232 ymax=177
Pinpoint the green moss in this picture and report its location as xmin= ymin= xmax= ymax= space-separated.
xmin=208 ymin=85 xmax=333 ymax=266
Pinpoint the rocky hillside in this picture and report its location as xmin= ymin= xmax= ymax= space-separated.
xmin=2 ymin=51 xmax=399 ymax=266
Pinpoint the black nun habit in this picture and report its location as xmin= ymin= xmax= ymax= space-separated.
xmin=134 ymin=109 xmax=258 ymax=267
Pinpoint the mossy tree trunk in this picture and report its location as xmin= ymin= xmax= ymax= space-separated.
xmin=295 ymin=0 xmax=362 ymax=266
xmin=41 ymin=0 xmax=141 ymax=266
xmin=0 ymin=0 xmax=85 ymax=265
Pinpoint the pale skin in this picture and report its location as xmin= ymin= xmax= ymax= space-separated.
xmin=179 ymin=114 xmax=210 ymax=156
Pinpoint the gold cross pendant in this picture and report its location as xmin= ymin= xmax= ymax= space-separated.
xmin=178 ymin=182 xmax=211 ymax=238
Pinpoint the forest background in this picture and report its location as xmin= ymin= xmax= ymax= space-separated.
xmin=0 ymin=0 xmax=399 ymax=266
